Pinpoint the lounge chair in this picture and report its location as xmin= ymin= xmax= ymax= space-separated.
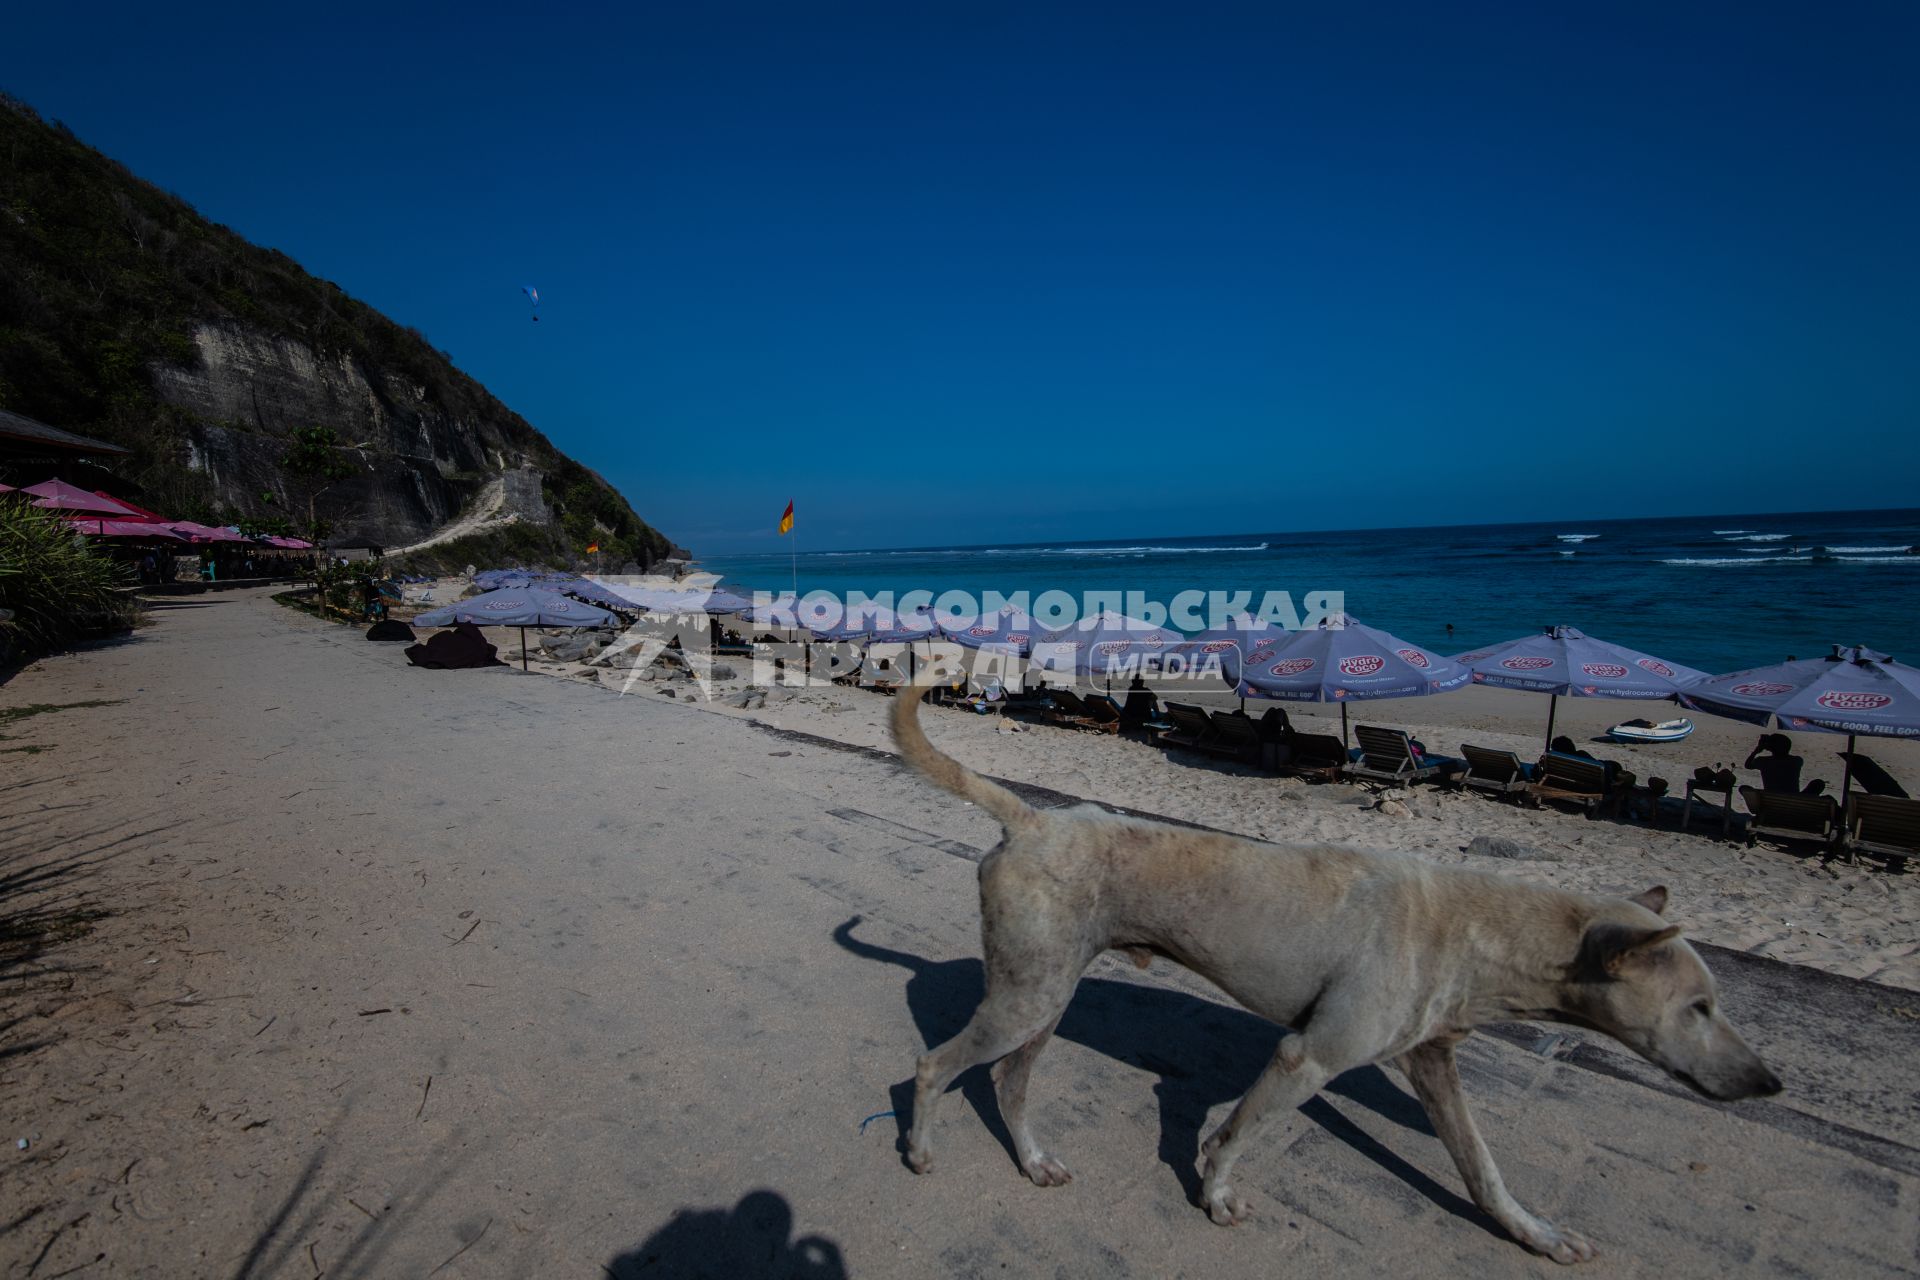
xmin=1045 ymin=689 xmax=1106 ymax=731
xmin=1157 ymin=702 xmax=1218 ymax=752
xmin=1528 ymin=752 xmax=1636 ymax=816
xmin=859 ymin=654 xmax=906 ymax=691
xmin=1080 ymin=693 xmax=1125 ymax=734
xmin=1344 ymin=725 xmax=1463 ymax=786
xmin=1841 ymin=793 xmax=1919 ymax=867
xmin=1275 ymin=731 xmax=1352 ymax=782
xmin=1206 ymin=711 xmax=1266 ymax=766
xmin=1836 ymin=752 xmax=1910 ymax=799
xmin=1739 ymin=786 xmax=1839 ymax=851
xmin=1454 ymin=744 xmax=1533 ymax=799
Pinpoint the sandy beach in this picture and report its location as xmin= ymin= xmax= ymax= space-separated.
xmin=406 ymin=579 xmax=1920 ymax=994
xmin=3 ymin=590 xmax=1919 ymax=1278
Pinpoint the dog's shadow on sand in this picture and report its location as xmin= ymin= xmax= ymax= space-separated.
xmin=835 ymin=917 xmax=1489 ymax=1228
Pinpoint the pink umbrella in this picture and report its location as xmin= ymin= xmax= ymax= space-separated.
xmin=167 ymin=521 xmax=252 ymax=543
xmin=65 ymin=518 xmax=186 ymax=540
xmin=26 ymin=479 xmax=140 ymax=516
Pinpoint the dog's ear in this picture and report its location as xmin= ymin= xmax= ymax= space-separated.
xmin=1629 ymin=885 xmax=1669 ymax=916
xmin=1585 ymin=922 xmax=1683 ymax=976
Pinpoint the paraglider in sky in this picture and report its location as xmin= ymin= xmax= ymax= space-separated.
xmin=522 ymin=285 xmax=540 ymax=322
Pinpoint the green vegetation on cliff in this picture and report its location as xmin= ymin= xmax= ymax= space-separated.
xmin=0 ymin=93 xmax=671 ymax=566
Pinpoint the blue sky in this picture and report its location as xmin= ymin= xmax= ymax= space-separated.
xmin=6 ymin=1 xmax=1916 ymax=554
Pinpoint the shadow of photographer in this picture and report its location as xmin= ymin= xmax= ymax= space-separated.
xmin=605 ymin=1189 xmax=847 ymax=1280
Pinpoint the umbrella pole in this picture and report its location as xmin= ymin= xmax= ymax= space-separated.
xmin=1340 ymin=702 xmax=1349 ymax=749
xmin=520 ymin=626 xmax=528 ymax=672
xmin=1544 ymin=693 xmax=1558 ymax=751
xmin=1841 ymin=733 xmax=1856 ymax=803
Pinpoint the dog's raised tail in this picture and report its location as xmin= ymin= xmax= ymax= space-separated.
xmin=891 ymin=686 xmax=1036 ymax=830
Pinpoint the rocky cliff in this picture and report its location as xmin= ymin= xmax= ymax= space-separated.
xmin=0 ymin=93 xmax=680 ymax=567
xmin=150 ymin=322 xmax=550 ymax=549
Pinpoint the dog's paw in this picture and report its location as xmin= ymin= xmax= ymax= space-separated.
xmin=1021 ymin=1154 xmax=1072 ymax=1188
xmin=1204 ymin=1188 xmax=1251 ymax=1227
xmin=906 ymin=1147 xmax=933 ymax=1175
xmin=1521 ymin=1221 xmax=1597 ymax=1265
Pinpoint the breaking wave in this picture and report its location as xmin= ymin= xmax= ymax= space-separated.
xmin=1721 ymin=533 xmax=1791 ymax=542
xmin=1661 ymin=556 xmax=1814 ymax=566
xmin=1557 ymin=533 xmax=1600 ymax=542
xmin=980 ymin=543 xmax=1271 ymax=556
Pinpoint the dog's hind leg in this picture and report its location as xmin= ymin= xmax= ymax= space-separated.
xmin=1198 ymin=1030 xmax=1335 ymax=1227
xmin=1401 ymin=1038 xmax=1597 ymax=1265
xmin=991 ymin=1013 xmax=1071 ymax=1186
xmin=906 ymin=971 xmax=1081 ymax=1176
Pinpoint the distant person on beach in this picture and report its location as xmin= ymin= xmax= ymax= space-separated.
xmin=1445 ymin=623 xmax=1455 ymax=639
xmin=1746 ymin=734 xmax=1825 ymax=795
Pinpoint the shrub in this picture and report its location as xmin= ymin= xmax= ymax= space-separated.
xmin=0 ymin=497 xmax=137 ymax=665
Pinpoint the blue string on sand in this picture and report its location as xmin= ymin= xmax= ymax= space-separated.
xmin=859 ymin=1110 xmax=897 ymax=1134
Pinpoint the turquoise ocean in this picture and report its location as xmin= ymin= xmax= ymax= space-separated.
xmin=697 ymin=508 xmax=1920 ymax=676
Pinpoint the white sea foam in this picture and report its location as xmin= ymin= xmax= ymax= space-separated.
xmin=1661 ymin=556 xmax=1814 ymax=566
xmin=1557 ymin=549 xmax=1576 ymax=556
xmin=1823 ymin=545 xmax=1912 ymax=554
xmin=1712 ymin=529 xmax=1753 ymax=535
xmin=980 ymin=543 xmax=1270 ymax=556
xmin=1836 ymin=556 xmax=1920 ymax=564
xmin=1557 ymin=533 xmax=1600 ymax=542
xmin=1721 ymin=533 xmax=1790 ymax=542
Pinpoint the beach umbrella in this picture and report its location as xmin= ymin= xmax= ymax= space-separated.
xmin=413 ymin=587 xmax=619 ymax=670
xmin=1680 ymin=646 xmax=1920 ymax=796
xmin=25 ymin=479 xmax=140 ymax=516
xmin=64 ymin=518 xmax=186 ymax=540
xmin=1452 ymin=625 xmax=1708 ymax=749
xmin=1223 ymin=613 xmax=1471 ymax=745
xmin=544 ymin=576 xmax=637 ymax=613
xmin=1027 ymin=611 xmax=1186 ymax=690
xmin=701 ymin=588 xmax=757 ymax=615
xmin=167 ymin=521 xmax=252 ymax=543
xmin=939 ymin=608 xmax=1033 ymax=655
xmin=1179 ymin=615 xmax=1289 ymax=709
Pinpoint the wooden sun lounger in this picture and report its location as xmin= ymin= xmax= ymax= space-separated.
xmin=1841 ymin=793 xmax=1919 ymax=867
xmin=1344 ymin=725 xmax=1460 ymax=786
xmin=1044 ymin=688 xmax=1107 ymax=731
xmin=1206 ymin=711 xmax=1265 ymax=765
xmin=1157 ymin=702 xmax=1219 ymax=752
xmin=1528 ymin=752 xmax=1636 ymax=816
xmin=1079 ymin=693 xmax=1124 ymax=734
xmin=1275 ymin=731 xmax=1351 ymax=782
xmin=1454 ymin=744 xmax=1533 ymax=799
xmin=1739 ymin=786 xmax=1839 ymax=851
xmin=1837 ymin=752 xmax=1910 ymax=799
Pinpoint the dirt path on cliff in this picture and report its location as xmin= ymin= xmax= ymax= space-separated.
xmin=388 ymin=473 xmax=514 ymax=555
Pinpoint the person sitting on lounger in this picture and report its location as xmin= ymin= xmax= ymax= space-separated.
xmin=1121 ymin=673 xmax=1158 ymax=726
xmin=1746 ymin=734 xmax=1825 ymax=795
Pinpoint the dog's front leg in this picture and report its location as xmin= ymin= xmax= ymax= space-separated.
xmin=1199 ymin=1031 xmax=1332 ymax=1227
xmin=1401 ymin=1038 xmax=1597 ymax=1264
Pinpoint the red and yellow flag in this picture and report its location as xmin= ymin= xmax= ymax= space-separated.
xmin=778 ymin=500 xmax=794 ymax=535
xmin=585 ymin=541 xmax=600 ymax=554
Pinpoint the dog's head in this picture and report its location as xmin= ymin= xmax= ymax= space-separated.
xmin=1558 ymin=886 xmax=1782 ymax=1102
